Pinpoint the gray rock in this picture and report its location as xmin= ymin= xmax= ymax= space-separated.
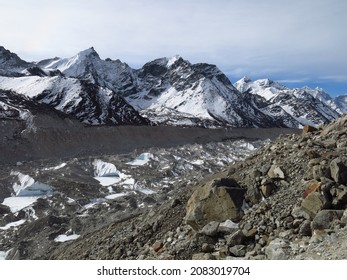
xmin=292 ymin=205 xmax=311 ymax=220
xmin=200 ymin=221 xmax=220 ymax=237
xmin=218 ymin=219 xmax=239 ymax=234
xmin=298 ymin=220 xmax=312 ymax=236
xmin=330 ymin=158 xmax=347 ymax=185
xmin=332 ymin=187 xmax=347 ymax=208
xmin=229 ymin=245 xmax=247 ymax=257
xmin=268 ymin=165 xmax=285 ymax=179
xmin=264 ymin=238 xmax=289 ymax=260
xmin=312 ymin=165 xmax=325 ymax=180
xmin=261 ymin=184 xmax=273 ymax=198
xmin=311 ymin=210 xmax=344 ymax=230
xmin=201 ymin=243 xmax=214 ymax=253
xmin=225 ymin=230 xmax=246 ymax=247
xmin=246 ymin=185 xmax=262 ymax=205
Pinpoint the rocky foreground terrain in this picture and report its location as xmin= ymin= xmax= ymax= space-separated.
xmin=2 ymin=116 xmax=347 ymax=260
xmin=50 ymin=116 xmax=347 ymax=260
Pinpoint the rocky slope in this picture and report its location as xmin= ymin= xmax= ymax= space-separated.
xmin=3 ymin=115 xmax=347 ymax=260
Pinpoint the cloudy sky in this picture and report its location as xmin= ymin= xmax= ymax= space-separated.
xmin=1 ymin=0 xmax=346 ymax=95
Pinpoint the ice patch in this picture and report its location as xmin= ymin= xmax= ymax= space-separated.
xmin=121 ymin=178 xmax=135 ymax=187
xmin=93 ymin=159 xmax=126 ymax=186
xmin=239 ymin=142 xmax=255 ymax=150
xmin=93 ymin=159 xmax=121 ymax=177
xmin=82 ymin=198 xmax=107 ymax=209
xmin=0 ymin=219 xmax=26 ymax=231
xmin=127 ymin=153 xmax=154 ymax=166
xmin=10 ymin=171 xmax=53 ymax=197
xmin=2 ymin=197 xmax=41 ymax=213
xmin=105 ymin=192 xmax=128 ymax=200
xmin=94 ymin=176 xmax=121 ymax=186
xmin=54 ymin=234 xmax=80 ymax=243
xmin=2 ymin=172 xmax=53 ymax=213
xmin=190 ymin=159 xmax=204 ymax=165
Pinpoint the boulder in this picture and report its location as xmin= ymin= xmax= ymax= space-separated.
xmin=300 ymin=192 xmax=328 ymax=219
xmin=264 ymin=238 xmax=289 ymax=260
xmin=185 ymin=178 xmax=246 ymax=230
xmin=267 ymin=165 xmax=285 ymax=179
xmin=218 ymin=219 xmax=239 ymax=234
xmin=199 ymin=221 xmax=219 ymax=237
xmin=330 ymin=158 xmax=347 ymax=185
xmin=229 ymin=245 xmax=247 ymax=257
xmin=332 ymin=187 xmax=347 ymax=209
xmin=225 ymin=230 xmax=246 ymax=247
xmin=201 ymin=243 xmax=214 ymax=253
xmin=298 ymin=220 xmax=312 ymax=236
xmin=311 ymin=210 xmax=344 ymax=230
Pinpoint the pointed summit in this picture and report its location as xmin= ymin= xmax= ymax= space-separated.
xmin=77 ymin=47 xmax=100 ymax=59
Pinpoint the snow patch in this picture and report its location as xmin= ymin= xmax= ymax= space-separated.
xmin=1 ymin=172 xmax=53 ymax=213
xmin=167 ymin=55 xmax=181 ymax=67
xmin=54 ymin=234 xmax=80 ymax=243
xmin=43 ymin=163 xmax=67 ymax=171
xmin=0 ymin=219 xmax=26 ymax=231
xmin=93 ymin=159 xmax=124 ymax=177
xmin=93 ymin=159 xmax=127 ymax=186
xmin=126 ymin=153 xmax=154 ymax=166
xmin=105 ymin=192 xmax=128 ymax=200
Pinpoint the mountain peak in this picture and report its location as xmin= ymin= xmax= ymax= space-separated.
xmin=167 ymin=55 xmax=183 ymax=67
xmin=77 ymin=47 xmax=100 ymax=59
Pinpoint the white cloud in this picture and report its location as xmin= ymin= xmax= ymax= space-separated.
xmin=0 ymin=0 xmax=346 ymax=87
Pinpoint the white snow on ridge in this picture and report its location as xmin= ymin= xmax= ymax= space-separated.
xmin=167 ymin=55 xmax=181 ymax=67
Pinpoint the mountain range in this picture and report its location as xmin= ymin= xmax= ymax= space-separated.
xmin=0 ymin=46 xmax=346 ymax=128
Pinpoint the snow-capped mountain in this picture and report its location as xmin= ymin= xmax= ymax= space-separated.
xmin=235 ymin=77 xmax=342 ymax=127
xmin=0 ymin=46 xmax=149 ymax=125
xmin=1 ymin=45 xmax=346 ymax=128
xmin=334 ymin=94 xmax=347 ymax=114
xmin=0 ymin=75 xmax=148 ymax=125
xmin=40 ymin=50 xmax=300 ymax=127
